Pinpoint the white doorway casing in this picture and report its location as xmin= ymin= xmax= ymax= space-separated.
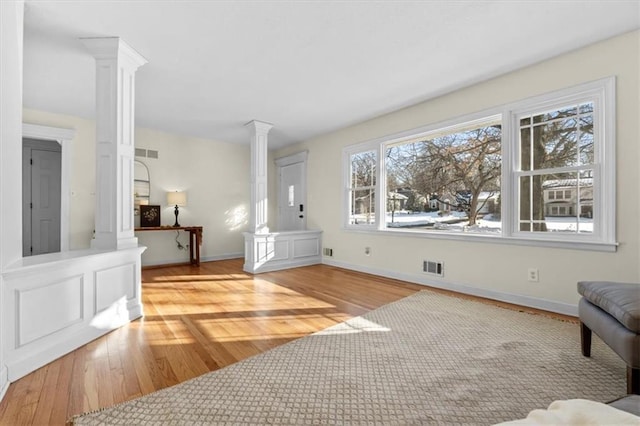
xmin=22 ymin=123 xmax=74 ymax=252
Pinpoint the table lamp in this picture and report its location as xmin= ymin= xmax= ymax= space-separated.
xmin=167 ymin=191 xmax=187 ymax=227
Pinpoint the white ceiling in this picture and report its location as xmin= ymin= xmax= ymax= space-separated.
xmin=22 ymin=0 xmax=640 ymax=150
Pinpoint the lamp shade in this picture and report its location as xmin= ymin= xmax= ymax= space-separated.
xmin=167 ymin=191 xmax=187 ymax=206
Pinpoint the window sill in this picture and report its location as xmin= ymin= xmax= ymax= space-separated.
xmin=342 ymin=226 xmax=618 ymax=252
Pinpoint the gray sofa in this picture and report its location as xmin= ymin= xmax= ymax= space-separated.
xmin=578 ymin=281 xmax=640 ymax=395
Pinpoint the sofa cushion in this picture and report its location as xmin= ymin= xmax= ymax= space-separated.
xmin=578 ymin=281 xmax=640 ymax=333
xmin=609 ymin=395 xmax=640 ymax=417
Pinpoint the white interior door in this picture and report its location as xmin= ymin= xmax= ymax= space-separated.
xmin=277 ymin=155 xmax=307 ymax=231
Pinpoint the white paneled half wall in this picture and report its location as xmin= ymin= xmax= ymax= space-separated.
xmin=2 ymin=246 xmax=145 ymax=381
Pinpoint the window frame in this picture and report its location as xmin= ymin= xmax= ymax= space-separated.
xmin=342 ymin=77 xmax=616 ymax=251
xmin=505 ymin=77 xmax=615 ymax=247
xmin=343 ymin=142 xmax=381 ymax=230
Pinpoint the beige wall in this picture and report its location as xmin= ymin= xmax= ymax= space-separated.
xmin=22 ymin=109 xmax=249 ymax=265
xmin=134 ymin=127 xmax=249 ymax=265
xmin=274 ymin=30 xmax=640 ymax=309
xmin=21 ymin=30 xmax=639 ymax=306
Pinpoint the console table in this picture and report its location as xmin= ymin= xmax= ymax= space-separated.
xmin=134 ymin=226 xmax=203 ymax=266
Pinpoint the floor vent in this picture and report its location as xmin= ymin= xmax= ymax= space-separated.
xmin=147 ymin=149 xmax=159 ymax=159
xmin=323 ymin=248 xmax=333 ymax=257
xmin=135 ymin=148 xmax=147 ymax=157
xmin=423 ymin=260 xmax=444 ymax=277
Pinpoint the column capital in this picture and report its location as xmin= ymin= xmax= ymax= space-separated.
xmin=244 ymin=120 xmax=273 ymax=136
xmin=81 ymin=37 xmax=147 ymax=70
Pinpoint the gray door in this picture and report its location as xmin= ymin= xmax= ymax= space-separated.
xmin=23 ymin=138 xmax=62 ymax=256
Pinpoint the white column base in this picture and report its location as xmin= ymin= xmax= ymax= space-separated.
xmin=91 ymin=235 xmax=138 ymax=250
xmin=243 ymin=230 xmax=322 ymax=274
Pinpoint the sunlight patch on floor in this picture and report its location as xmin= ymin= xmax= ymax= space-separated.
xmin=314 ymin=317 xmax=391 ymax=335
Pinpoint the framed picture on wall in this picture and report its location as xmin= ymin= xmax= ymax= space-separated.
xmin=140 ymin=205 xmax=161 ymax=227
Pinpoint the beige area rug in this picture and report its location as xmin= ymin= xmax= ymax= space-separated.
xmin=72 ymin=291 xmax=626 ymax=425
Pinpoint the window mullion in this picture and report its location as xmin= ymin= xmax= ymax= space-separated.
xmin=502 ymin=111 xmax=514 ymax=237
xmin=377 ymin=143 xmax=386 ymax=230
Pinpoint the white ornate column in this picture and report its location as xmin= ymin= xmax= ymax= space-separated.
xmin=82 ymin=37 xmax=147 ymax=250
xmin=246 ymin=120 xmax=273 ymax=234
xmin=243 ymin=120 xmax=273 ymax=273
xmin=242 ymin=121 xmax=323 ymax=274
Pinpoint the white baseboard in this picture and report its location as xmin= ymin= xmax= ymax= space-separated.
xmin=244 ymin=257 xmax=322 ymax=274
xmin=141 ymin=252 xmax=243 ymax=267
xmin=0 ymin=365 xmax=8 ymax=402
xmin=201 ymin=253 xmax=244 ymax=263
xmin=322 ymin=258 xmax=578 ymax=317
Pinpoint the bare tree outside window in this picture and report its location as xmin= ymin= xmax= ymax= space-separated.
xmin=344 ymin=79 xmax=612 ymax=246
xmin=385 ymin=121 xmax=501 ymax=229
xmin=349 ymin=151 xmax=377 ymax=225
xmin=519 ymin=102 xmax=594 ymax=233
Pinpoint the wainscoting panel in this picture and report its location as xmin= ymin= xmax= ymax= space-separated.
xmin=95 ymin=262 xmax=136 ymax=313
xmin=292 ymin=237 xmax=320 ymax=259
xmin=243 ymin=230 xmax=322 ymax=273
xmin=17 ymin=275 xmax=83 ymax=347
xmin=1 ymin=246 xmax=145 ymax=381
xmin=271 ymin=240 xmax=290 ymax=261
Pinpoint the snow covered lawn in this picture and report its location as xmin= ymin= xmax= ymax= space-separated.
xmin=381 ymin=211 xmax=593 ymax=234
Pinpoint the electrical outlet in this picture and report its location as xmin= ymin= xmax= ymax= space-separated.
xmin=528 ymin=268 xmax=539 ymax=282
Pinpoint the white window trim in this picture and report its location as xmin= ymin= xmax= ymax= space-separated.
xmin=343 ymin=141 xmax=379 ymax=230
xmin=342 ymin=77 xmax=617 ymax=252
xmin=506 ymin=76 xmax=615 ymax=247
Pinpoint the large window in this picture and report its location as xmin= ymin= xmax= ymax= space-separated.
xmin=343 ymin=78 xmax=616 ymax=250
xmin=384 ymin=117 xmax=502 ymax=233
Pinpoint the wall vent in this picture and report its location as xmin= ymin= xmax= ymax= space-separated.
xmin=423 ymin=260 xmax=444 ymax=277
xmin=323 ymin=248 xmax=333 ymax=257
xmin=135 ymin=148 xmax=159 ymax=159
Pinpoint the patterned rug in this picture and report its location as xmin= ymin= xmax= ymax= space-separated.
xmin=71 ymin=291 xmax=625 ymax=425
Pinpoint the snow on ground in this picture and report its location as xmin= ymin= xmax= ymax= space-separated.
xmin=379 ymin=211 xmax=593 ymax=233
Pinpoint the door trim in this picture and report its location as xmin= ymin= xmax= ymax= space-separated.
xmin=22 ymin=123 xmax=75 ymax=252
xmin=275 ymin=150 xmax=308 ymax=168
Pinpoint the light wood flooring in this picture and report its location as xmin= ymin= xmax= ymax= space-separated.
xmin=0 ymin=259 xmax=575 ymax=425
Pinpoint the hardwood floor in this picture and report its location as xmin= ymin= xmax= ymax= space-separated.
xmin=0 ymin=259 xmax=425 ymax=425
xmin=0 ymin=259 xmax=576 ymax=425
